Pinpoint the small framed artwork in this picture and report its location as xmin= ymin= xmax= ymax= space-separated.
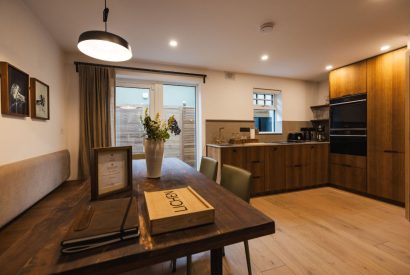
xmin=30 ymin=78 xmax=50 ymax=120
xmin=90 ymin=146 xmax=132 ymax=200
xmin=0 ymin=62 xmax=30 ymax=117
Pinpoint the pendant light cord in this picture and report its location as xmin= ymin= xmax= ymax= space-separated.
xmin=103 ymin=0 xmax=109 ymax=32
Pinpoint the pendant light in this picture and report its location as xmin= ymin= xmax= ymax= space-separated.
xmin=77 ymin=0 xmax=132 ymax=62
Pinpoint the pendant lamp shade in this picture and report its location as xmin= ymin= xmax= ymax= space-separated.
xmin=78 ymin=31 xmax=132 ymax=62
xmin=77 ymin=0 xmax=132 ymax=62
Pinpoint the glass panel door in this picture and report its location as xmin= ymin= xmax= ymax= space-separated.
xmin=115 ymin=86 xmax=150 ymax=153
xmin=163 ymin=84 xmax=197 ymax=167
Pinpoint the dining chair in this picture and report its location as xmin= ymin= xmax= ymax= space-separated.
xmin=132 ymin=153 xmax=145 ymax=160
xmin=199 ymin=157 xmax=218 ymax=181
xmin=171 ymin=156 xmax=218 ymax=273
xmin=220 ymin=164 xmax=253 ymax=275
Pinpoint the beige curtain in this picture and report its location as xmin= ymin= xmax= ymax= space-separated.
xmin=78 ymin=65 xmax=115 ymax=180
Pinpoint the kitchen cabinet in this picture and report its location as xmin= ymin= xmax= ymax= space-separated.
xmin=330 ymin=153 xmax=366 ymax=192
xmin=220 ymin=147 xmax=246 ymax=170
xmin=265 ymin=146 xmax=286 ymax=192
xmin=207 ymin=143 xmax=329 ymax=196
xmin=367 ymin=48 xmax=406 ymax=203
xmin=329 ymin=60 xmax=367 ymax=98
xmin=245 ymin=146 xmax=267 ymax=195
xmin=285 ymin=145 xmax=311 ymax=189
xmin=310 ymin=144 xmax=329 ymax=186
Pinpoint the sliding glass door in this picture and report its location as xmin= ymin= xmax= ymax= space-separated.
xmin=115 ymin=82 xmax=197 ymax=167
xmin=163 ymin=85 xmax=196 ymax=167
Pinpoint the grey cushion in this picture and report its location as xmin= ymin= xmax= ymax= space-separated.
xmin=0 ymin=150 xmax=70 ymax=228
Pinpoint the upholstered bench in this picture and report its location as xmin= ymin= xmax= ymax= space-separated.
xmin=0 ymin=150 xmax=71 ymax=228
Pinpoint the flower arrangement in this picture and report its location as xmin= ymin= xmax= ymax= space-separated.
xmin=141 ymin=108 xmax=181 ymax=141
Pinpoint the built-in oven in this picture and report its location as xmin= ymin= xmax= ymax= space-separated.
xmin=330 ymin=93 xmax=367 ymax=156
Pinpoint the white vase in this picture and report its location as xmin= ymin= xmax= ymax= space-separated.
xmin=144 ymin=139 xmax=164 ymax=178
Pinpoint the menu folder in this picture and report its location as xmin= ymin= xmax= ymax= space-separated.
xmin=61 ymin=197 xmax=139 ymax=254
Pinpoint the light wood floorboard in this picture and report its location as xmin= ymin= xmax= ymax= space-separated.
xmin=123 ymin=187 xmax=410 ymax=274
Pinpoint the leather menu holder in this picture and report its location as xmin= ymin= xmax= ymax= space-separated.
xmin=61 ymin=197 xmax=139 ymax=254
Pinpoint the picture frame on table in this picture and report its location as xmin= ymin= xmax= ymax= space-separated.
xmin=0 ymin=62 xmax=29 ymax=117
xmin=30 ymin=78 xmax=50 ymax=120
xmin=90 ymin=146 xmax=133 ymax=201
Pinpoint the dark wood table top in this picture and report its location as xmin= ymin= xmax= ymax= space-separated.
xmin=0 ymin=158 xmax=275 ymax=274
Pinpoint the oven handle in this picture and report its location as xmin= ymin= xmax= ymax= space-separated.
xmin=330 ymin=99 xmax=366 ymax=106
xmin=330 ymin=134 xmax=367 ymax=137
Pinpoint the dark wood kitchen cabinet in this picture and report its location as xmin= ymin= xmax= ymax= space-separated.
xmin=310 ymin=144 xmax=329 ymax=186
xmin=285 ymin=145 xmax=311 ymax=189
xmin=245 ymin=146 xmax=267 ymax=195
xmin=220 ymin=147 xmax=246 ymax=170
xmin=330 ymin=153 xmax=367 ymax=192
xmin=329 ymin=60 xmax=367 ymax=99
xmin=367 ymin=47 xmax=406 ymax=203
xmin=265 ymin=146 xmax=286 ymax=192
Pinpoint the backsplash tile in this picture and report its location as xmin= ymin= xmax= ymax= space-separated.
xmin=205 ymin=120 xmax=312 ymax=144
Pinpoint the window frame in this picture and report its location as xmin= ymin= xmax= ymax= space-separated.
xmin=253 ymin=89 xmax=282 ymax=134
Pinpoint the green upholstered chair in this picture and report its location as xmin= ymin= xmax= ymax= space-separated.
xmin=172 ymin=157 xmax=218 ymax=274
xmin=177 ymin=164 xmax=253 ymax=275
xmin=132 ymin=153 xmax=145 ymax=160
xmin=220 ymin=164 xmax=253 ymax=275
xmin=199 ymin=157 xmax=218 ymax=181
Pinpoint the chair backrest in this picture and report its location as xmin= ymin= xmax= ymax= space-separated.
xmin=132 ymin=153 xmax=146 ymax=160
xmin=220 ymin=164 xmax=251 ymax=203
xmin=199 ymin=157 xmax=218 ymax=181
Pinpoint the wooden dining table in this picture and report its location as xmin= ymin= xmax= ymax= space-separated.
xmin=0 ymin=158 xmax=275 ymax=275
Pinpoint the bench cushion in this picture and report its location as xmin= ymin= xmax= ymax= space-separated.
xmin=0 ymin=150 xmax=70 ymax=228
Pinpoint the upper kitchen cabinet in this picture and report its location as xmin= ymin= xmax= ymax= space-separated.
xmin=329 ymin=60 xmax=367 ymax=98
xmin=367 ymin=47 xmax=406 ymax=203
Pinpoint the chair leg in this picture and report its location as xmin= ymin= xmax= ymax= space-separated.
xmin=187 ymin=255 xmax=192 ymax=275
xmin=244 ymin=240 xmax=252 ymax=275
xmin=171 ymin=258 xmax=177 ymax=272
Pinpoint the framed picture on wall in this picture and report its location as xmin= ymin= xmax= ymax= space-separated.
xmin=90 ymin=146 xmax=133 ymax=200
xmin=0 ymin=62 xmax=30 ymax=117
xmin=30 ymin=78 xmax=50 ymax=120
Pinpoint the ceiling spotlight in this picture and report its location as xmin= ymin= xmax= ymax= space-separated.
xmin=261 ymin=54 xmax=269 ymax=61
xmin=380 ymin=45 xmax=390 ymax=52
xmin=77 ymin=0 xmax=132 ymax=62
xmin=325 ymin=65 xmax=333 ymax=71
xmin=169 ymin=40 xmax=178 ymax=47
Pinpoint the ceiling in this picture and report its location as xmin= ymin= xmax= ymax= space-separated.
xmin=24 ymin=0 xmax=410 ymax=81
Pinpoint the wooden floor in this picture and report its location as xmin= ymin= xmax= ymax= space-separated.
xmin=126 ymin=187 xmax=410 ymax=275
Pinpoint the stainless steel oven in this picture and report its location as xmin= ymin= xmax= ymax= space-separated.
xmin=330 ymin=94 xmax=367 ymax=156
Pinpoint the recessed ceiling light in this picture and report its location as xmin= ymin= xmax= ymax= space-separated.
xmin=261 ymin=54 xmax=269 ymax=61
xmin=169 ymin=40 xmax=178 ymax=47
xmin=325 ymin=65 xmax=333 ymax=71
xmin=380 ymin=45 xmax=390 ymax=51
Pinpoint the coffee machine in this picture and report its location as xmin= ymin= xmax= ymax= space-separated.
xmin=316 ymin=124 xmax=326 ymax=141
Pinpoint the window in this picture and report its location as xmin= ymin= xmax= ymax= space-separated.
xmin=253 ymin=89 xmax=282 ymax=134
xmin=115 ymin=81 xmax=198 ymax=167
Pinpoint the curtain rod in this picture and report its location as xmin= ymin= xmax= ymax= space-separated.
xmin=74 ymin=61 xmax=207 ymax=83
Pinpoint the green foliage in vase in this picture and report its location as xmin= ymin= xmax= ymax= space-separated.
xmin=141 ymin=108 xmax=181 ymax=141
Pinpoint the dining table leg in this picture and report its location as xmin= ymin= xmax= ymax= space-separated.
xmin=210 ymin=247 xmax=223 ymax=275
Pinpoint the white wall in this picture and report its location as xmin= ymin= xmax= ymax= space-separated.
xmin=0 ymin=1 xmax=66 ymax=166
xmin=315 ymin=79 xmax=329 ymax=105
xmin=65 ymin=54 xmax=320 ymax=179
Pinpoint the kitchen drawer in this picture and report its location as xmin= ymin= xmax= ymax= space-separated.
xmin=330 ymin=163 xmax=366 ymax=192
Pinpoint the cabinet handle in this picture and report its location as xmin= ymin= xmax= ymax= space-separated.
xmin=233 ymin=149 xmax=237 ymax=153
xmin=384 ymin=150 xmax=400 ymax=154
xmin=273 ymin=148 xmax=278 ymax=151
xmin=341 ymin=164 xmax=352 ymax=168
xmin=252 ymin=176 xmax=261 ymax=179
xmin=251 ymin=160 xmax=260 ymax=163
xmin=293 ymin=164 xmax=303 ymax=168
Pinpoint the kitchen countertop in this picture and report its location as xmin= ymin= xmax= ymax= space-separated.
xmin=207 ymin=141 xmax=330 ymax=148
